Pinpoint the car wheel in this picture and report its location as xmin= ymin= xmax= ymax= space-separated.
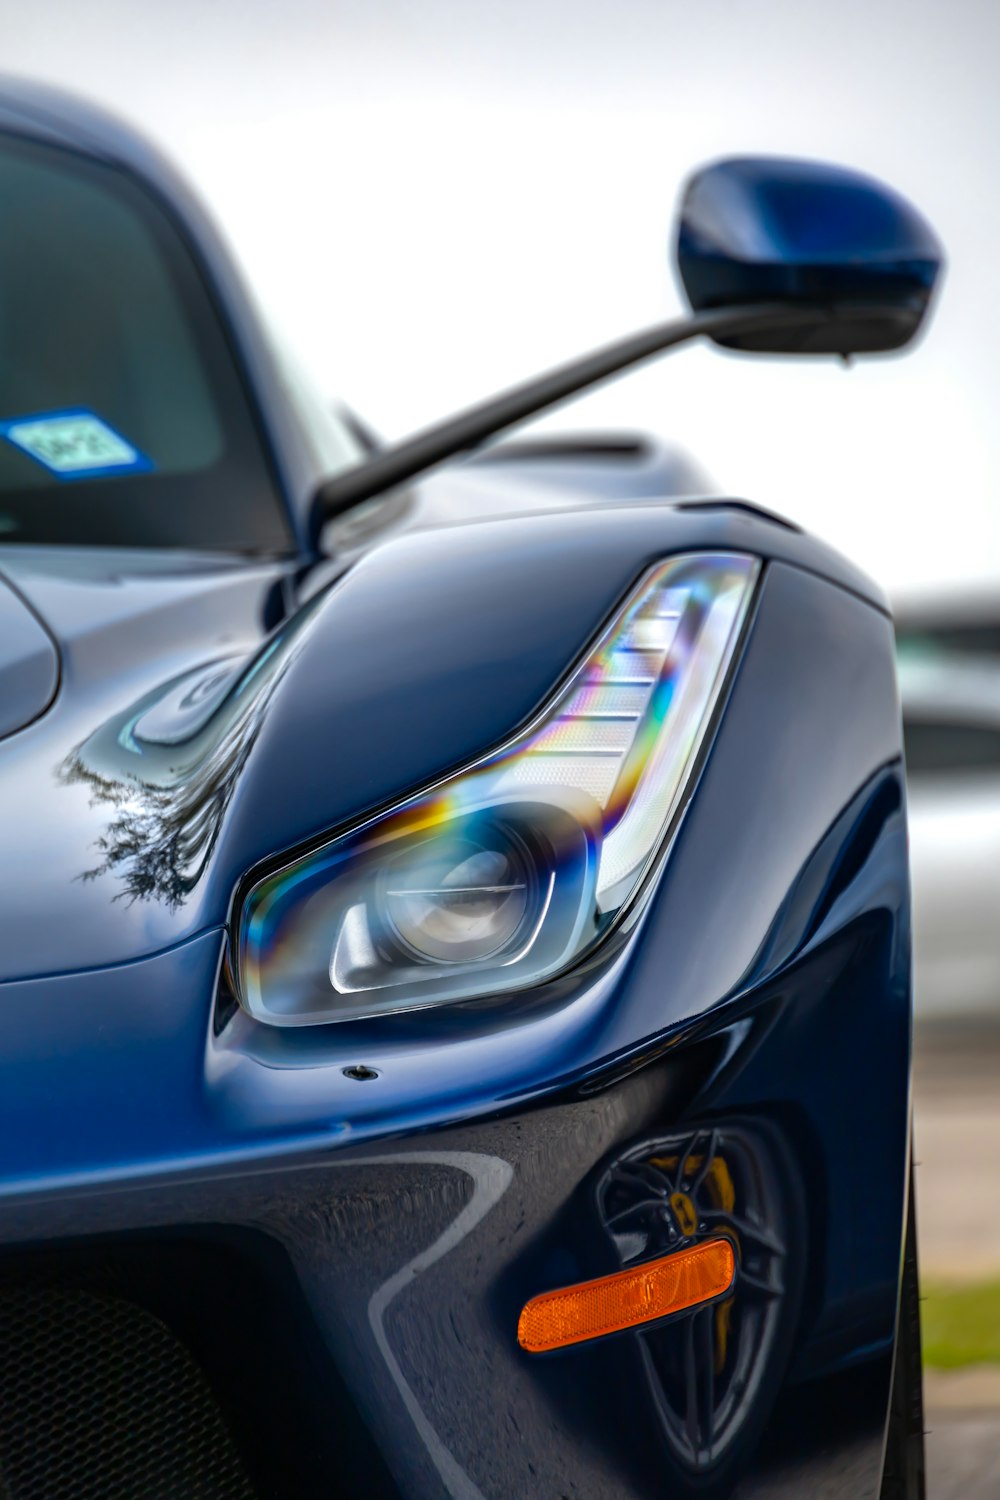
xmin=596 ymin=1118 xmax=806 ymax=1497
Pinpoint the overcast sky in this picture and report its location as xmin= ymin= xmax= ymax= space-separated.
xmin=4 ymin=0 xmax=999 ymax=597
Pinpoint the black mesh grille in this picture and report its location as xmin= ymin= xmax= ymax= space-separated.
xmin=0 ymin=1284 xmax=257 ymax=1500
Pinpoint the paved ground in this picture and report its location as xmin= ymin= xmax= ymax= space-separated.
xmin=913 ymin=1023 xmax=1000 ymax=1281
xmin=925 ymin=1419 xmax=1000 ymax=1500
xmin=912 ymin=1023 xmax=1000 ymax=1498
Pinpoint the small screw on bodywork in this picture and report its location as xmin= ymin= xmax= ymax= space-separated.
xmin=343 ymin=1064 xmax=380 ymax=1082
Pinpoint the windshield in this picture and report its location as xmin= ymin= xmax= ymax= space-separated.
xmin=0 ymin=131 xmax=292 ymax=552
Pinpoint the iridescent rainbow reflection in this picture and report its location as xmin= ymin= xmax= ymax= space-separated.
xmin=237 ymin=552 xmax=759 ymax=1025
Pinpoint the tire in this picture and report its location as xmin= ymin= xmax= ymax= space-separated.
xmin=879 ymin=1151 xmax=926 ymax=1500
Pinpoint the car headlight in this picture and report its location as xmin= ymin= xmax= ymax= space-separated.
xmin=235 ymin=551 xmax=758 ymax=1025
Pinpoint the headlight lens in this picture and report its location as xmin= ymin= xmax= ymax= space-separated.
xmin=236 ymin=552 xmax=758 ymax=1025
xmin=380 ymin=832 xmax=531 ymax=962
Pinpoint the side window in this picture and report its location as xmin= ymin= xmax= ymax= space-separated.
xmin=0 ymin=144 xmax=220 ymax=483
xmin=272 ymin=340 xmax=365 ymax=480
xmin=0 ymin=132 xmax=290 ymax=551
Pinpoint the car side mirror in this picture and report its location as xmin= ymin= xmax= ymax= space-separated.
xmin=675 ymin=156 xmax=944 ymax=355
xmin=313 ymin=154 xmax=946 ymax=535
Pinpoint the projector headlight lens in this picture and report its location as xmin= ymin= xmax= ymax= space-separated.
xmin=236 ymin=552 xmax=758 ymax=1025
xmin=381 ymin=833 xmax=532 ymax=963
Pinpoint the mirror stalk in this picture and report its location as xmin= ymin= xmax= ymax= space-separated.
xmin=310 ymin=299 xmax=912 ymax=544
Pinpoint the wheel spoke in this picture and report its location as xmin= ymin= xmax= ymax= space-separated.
xmin=605 ymin=1197 xmax=665 ymax=1227
xmin=688 ymin=1130 xmax=720 ymax=1197
xmin=675 ymin=1132 xmax=701 ymax=1190
xmin=738 ymin=1268 xmax=784 ymax=1298
xmin=699 ymin=1209 xmax=785 ymax=1256
xmin=616 ymin=1161 xmax=670 ymax=1194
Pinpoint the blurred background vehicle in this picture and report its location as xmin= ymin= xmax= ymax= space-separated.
xmin=897 ymin=598 xmax=1000 ymax=1020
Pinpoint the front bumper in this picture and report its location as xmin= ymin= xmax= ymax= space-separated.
xmin=0 ymin=889 xmax=909 ymax=1499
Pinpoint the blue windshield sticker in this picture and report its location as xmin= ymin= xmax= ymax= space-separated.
xmin=0 ymin=409 xmax=153 ymax=480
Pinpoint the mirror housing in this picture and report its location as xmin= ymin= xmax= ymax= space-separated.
xmin=676 ymin=156 xmax=943 ymax=355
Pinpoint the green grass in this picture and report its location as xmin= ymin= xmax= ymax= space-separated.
xmin=922 ymin=1279 xmax=1000 ymax=1369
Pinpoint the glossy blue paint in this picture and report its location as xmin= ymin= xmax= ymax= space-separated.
xmin=0 ymin=77 xmax=924 ymax=1500
xmin=678 ymin=156 xmax=943 ymax=353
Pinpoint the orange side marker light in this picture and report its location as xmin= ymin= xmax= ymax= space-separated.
xmin=517 ymin=1237 xmax=735 ymax=1354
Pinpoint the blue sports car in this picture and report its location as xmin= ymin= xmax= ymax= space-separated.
xmin=0 ymin=78 xmax=941 ymax=1500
